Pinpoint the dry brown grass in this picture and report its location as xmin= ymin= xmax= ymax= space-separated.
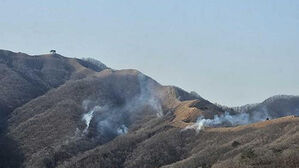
xmin=2 ymin=50 xmax=299 ymax=168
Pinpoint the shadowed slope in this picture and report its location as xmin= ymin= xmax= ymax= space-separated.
xmin=0 ymin=49 xmax=108 ymax=168
xmin=0 ymin=49 xmax=108 ymax=116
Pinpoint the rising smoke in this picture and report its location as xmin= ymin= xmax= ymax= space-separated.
xmin=185 ymin=108 xmax=272 ymax=132
xmin=82 ymin=105 xmax=102 ymax=133
xmin=81 ymin=72 xmax=163 ymax=141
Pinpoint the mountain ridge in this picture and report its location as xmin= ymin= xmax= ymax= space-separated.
xmin=0 ymin=49 xmax=298 ymax=168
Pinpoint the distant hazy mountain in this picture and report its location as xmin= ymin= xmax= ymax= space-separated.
xmin=0 ymin=50 xmax=298 ymax=168
xmin=219 ymin=95 xmax=299 ymax=120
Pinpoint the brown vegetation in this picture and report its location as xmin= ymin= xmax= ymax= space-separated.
xmin=1 ymin=50 xmax=298 ymax=168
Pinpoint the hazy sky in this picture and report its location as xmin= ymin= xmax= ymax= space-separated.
xmin=1 ymin=0 xmax=298 ymax=106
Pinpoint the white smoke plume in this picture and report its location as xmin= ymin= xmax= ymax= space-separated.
xmin=185 ymin=110 xmax=271 ymax=132
xmin=137 ymin=73 xmax=163 ymax=117
xmin=117 ymin=124 xmax=128 ymax=135
xmin=80 ymin=72 xmax=163 ymax=141
xmin=82 ymin=105 xmax=102 ymax=133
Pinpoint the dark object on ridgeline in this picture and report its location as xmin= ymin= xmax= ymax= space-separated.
xmin=266 ymin=118 xmax=270 ymax=120
xmin=50 ymin=50 xmax=56 ymax=54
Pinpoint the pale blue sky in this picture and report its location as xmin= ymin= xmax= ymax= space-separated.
xmin=0 ymin=0 xmax=298 ymax=106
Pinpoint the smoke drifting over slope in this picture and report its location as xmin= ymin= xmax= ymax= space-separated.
xmin=82 ymin=105 xmax=101 ymax=133
xmin=185 ymin=95 xmax=299 ymax=131
xmin=81 ymin=73 xmax=163 ymax=142
xmin=187 ymin=105 xmax=299 ymax=131
xmin=185 ymin=108 xmax=272 ymax=131
xmin=185 ymin=112 xmax=252 ymax=131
